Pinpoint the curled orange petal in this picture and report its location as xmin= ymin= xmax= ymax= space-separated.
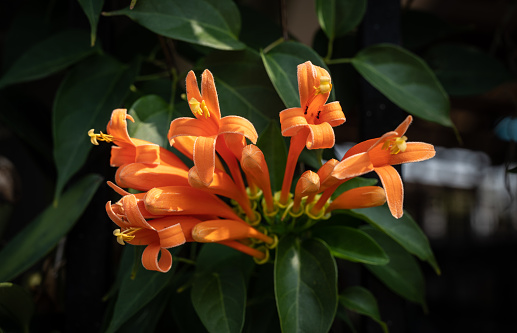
xmin=306 ymin=122 xmax=335 ymax=149
xmin=219 ymin=116 xmax=258 ymax=144
xmin=141 ymin=244 xmax=172 ymax=273
xmin=374 ymin=165 xmax=404 ymax=219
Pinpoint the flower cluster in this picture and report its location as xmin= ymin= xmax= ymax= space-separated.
xmin=89 ymin=61 xmax=435 ymax=272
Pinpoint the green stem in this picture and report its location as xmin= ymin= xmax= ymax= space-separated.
xmin=263 ymin=37 xmax=285 ymax=54
xmin=324 ymin=37 xmax=334 ymax=62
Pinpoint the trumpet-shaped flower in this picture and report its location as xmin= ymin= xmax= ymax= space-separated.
xmin=326 ymin=186 xmax=386 ymax=213
xmin=331 ymin=116 xmax=435 ymax=218
xmin=168 ymin=70 xmax=258 ymax=186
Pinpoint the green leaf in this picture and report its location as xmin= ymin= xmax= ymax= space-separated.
xmin=315 ymin=0 xmax=367 ymax=40
xmin=339 ymin=286 xmax=388 ymax=333
xmin=77 ymin=0 xmax=105 ymax=46
xmin=275 ymin=236 xmax=337 ymax=333
xmin=203 ymin=48 xmax=283 ymax=133
xmin=128 ymin=94 xmax=171 ymax=147
xmin=0 ymin=174 xmax=102 ymax=282
xmin=0 ymin=282 xmax=34 ymax=333
xmin=0 ymin=30 xmax=97 ymax=89
xmin=362 ymin=227 xmax=427 ymax=308
xmin=426 ymin=43 xmax=513 ymax=96
xmin=261 ymin=41 xmax=332 ymax=108
xmin=349 ymin=205 xmax=440 ymax=274
xmin=191 ymin=244 xmax=254 ymax=333
xmin=313 ymin=226 xmax=389 ymax=265
xmin=351 ymin=43 xmax=453 ymax=127
xmin=107 ymin=0 xmax=245 ymax=50
xmin=52 ymin=55 xmax=140 ymax=202
xmin=106 ymin=247 xmax=176 ymax=333
xmin=257 ymin=121 xmax=288 ymax=192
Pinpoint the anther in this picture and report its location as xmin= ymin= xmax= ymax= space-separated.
xmin=113 ymin=227 xmax=141 ymax=245
xmin=382 ymin=136 xmax=408 ymax=154
xmin=88 ymin=129 xmax=113 ymax=145
xmin=189 ymin=98 xmax=210 ymax=118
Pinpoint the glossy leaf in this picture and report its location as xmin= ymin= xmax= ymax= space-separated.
xmin=204 ymin=48 xmax=283 ymax=133
xmin=261 ymin=41 xmax=332 ymax=108
xmin=0 ymin=174 xmax=102 ymax=282
xmin=257 ymin=120 xmax=288 ymax=192
xmin=107 ymin=0 xmax=245 ymax=50
xmin=106 ymin=247 xmax=176 ymax=333
xmin=275 ymin=236 xmax=337 ymax=333
xmin=362 ymin=227 xmax=427 ymax=308
xmin=316 ymin=0 xmax=367 ymax=40
xmin=52 ymin=55 xmax=139 ymax=201
xmin=351 ymin=43 xmax=453 ymax=127
xmin=0 ymin=282 xmax=34 ymax=333
xmin=350 ymin=205 xmax=440 ymax=274
xmin=192 ymin=244 xmax=254 ymax=333
xmin=339 ymin=286 xmax=388 ymax=333
xmin=426 ymin=43 xmax=513 ymax=96
xmin=77 ymin=0 xmax=105 ymax=46
xmin=128 ymin=94 xmax=171 ymax=147
xmin=0 ymin=30 xmax=96 ymax=89
xmin=313 ymin=226 xmax=389 ymax=265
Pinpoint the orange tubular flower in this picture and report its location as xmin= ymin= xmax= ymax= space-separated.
xmin=89 ymin=108 xmax=187 ymax=168
xmin=240 ymin=145 xmax=275 ymax=214
xmin=331 ymin=116 xmax=436 ymax=218
xmin=279 ymin=61 xmax=346 ymax=205
xmin=292 ymin=170 xmax=320 ymax=215
xmin=168 ymin=70 xmax=258 ymax=187
xmin=326 ymin=186 xmax=386 ymax=213
xmin=106 ymin=194 xmax=201 ymax=272
xmin=192 ymin=220 xmax=274 ymax=245
xmin=115 ymin=163 xmax=190 ymax=191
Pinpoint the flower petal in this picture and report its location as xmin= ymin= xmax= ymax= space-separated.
xmin=297 ymin=61 xmax=317 ymax=108
xmin=193 ymin=136 xmax=217 ymax=186
xmin=168 ymin=117 xmax=218 ymax=141
xmin=219 ymin=116 xmax=258 ymax=144
xmin=394 ymin=115 xmax=413 ymax=136
xmin=115 ymin=163 xmax=189 ymax=191
xmin=306 ymin=122 xmax=335 ymax=149
xmin=317 ymin=101 xmax=346 ymax=127
xmin=141 ymin=244 xmax=172 ymax=273
xmin=110 ymin=146 xmax=136 ymax=167
xmin=368 ymin=142 xmax=436 ymax=167
xmin=374 ymin=165 xmax=404 ymax=219
xmin=106 ymin=109 xmax=134 ymax=147
xmin=326 ymin=186 xmax=386 ymax=212
xmin=132 ymin=138 xmax=188 ymax=168
xmin=156 ymin=223 xmax=187 ymax=248
xmin=186 ymin=71 xmax=202 ymax=113
xmin=122 ymin=194 xmax=155 ymax=229
xmin=332 ymin=152 xmax=375 ymax=179
xmin=279 ymin=107 xmax=307 ymax=137
xmin=201 ymin=69 xmax=221 ymax=121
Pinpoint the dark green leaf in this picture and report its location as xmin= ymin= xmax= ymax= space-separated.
xmin=351 ymin=44 xmax=453 ymax=127
xmin=362 ymin=227 xmax=427 ymax=308
xmin=128 ymin=94 xmax=171 ymax=147
xmin=426 ymin=43 xmax=513 ymax=96
xmin=313 ymin=226 xmax=389 ymax=265
xmin=0 ymin=174 xmax=102 ymax=282
xmin=261 ymin=41 xmax=332 ymax=108
xmin=106 ymin=247 xmax=176 ymax=333
xmin=315 ymin=0 xmax=366 ymax=40
xmin=77 ymin=0 xmax=105 ymax=46
xmin=52 ymin=55 xmax=140 ymax=201
xmin=401 ymin=10 xmax=459 ymax=50
xmin=107 ymin=0 xmax=245 ymax=50
xmin=191 ymin=244 xmax=254 ymax=333
xmin=275 ymin=236 xmax=337 ymax=333
xmin=350 ymin=205 xmax=440 ymax=274
xmin=0 ymin=282 xmax=34 ymax=333
xmin=0 ymin=30 xmax=97 ymax=89
xmin=339 ymin=286 xmax=388 ymax=333
xmin=257 ymin=121 xmax=288 ymax=192
xmin=204 ymin=48 xmax=283 ymax=134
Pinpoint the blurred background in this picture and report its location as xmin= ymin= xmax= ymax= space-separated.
xmin=1 ymin=0 xmax=516 ymax=332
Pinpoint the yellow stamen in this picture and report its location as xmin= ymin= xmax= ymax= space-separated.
xmin=382 ymin=136 xmax=408 ymax=154
xmin=189 ymin=98 xmax=210 ymax=118
xmin=88 ymin=129 xmax=113 ymax=145
xmin=113 ymin=227 xmax=141 ymax=245
xmin=314 ymin=76 xmax=332 ymax=95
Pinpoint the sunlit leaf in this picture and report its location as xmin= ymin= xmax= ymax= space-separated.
xmin=0 ymin=282 xmax=34 ymax=333
xmin=362 ymin=227 xmax=427 ymax=308
xmin=315 ymin=0 xmax=366 ymax=40
xmin=257 ymin=120 xmax=288 ymax=192
xmin=352 ymin=43 xmax=453 ymax=127
xmin=275 ymin=236 xmax=337 ymax=333
xmin=339 ymin=286 xmax=388 ymax=333
xmin=349 ymin=205 xmax=440 ymax=274
xmin=426 ymin=43 xmax=513 ymax=96
xmin=106 ymin=0 xmax=245 ymax=50
xmin=313 ymin=226 xmax=389 ymax=265
xmin=0 ymin=174 xmax=102 ymax=282
xmin=52 ymin=55 xmax=139 ymax=202
xmin=0 ymin=30 xmax=97 ymax=89
xmin=77 ymin=0 xmax=105 ymax=46
xmin=261 ymin=41 xmax=332 ymax=108
xmin=128 ymin=94 xmax=171 ymax=147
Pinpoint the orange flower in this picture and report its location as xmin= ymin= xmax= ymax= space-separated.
xmin=331 ymin=116 xmax=435 ymax=218
xmin=326 ymin=186 xmax=386 ymax=213
xmin=278 ymin=61 xmax=345 ymax=205
xmin=168 ymin=70 xmax=258 ymax=186
xmin=106 ymin=194 xmax=200 ymax=272
xmin=115 ymin=163 xmax=190 ymax=191
xmin=89 ymin=108 xmax=187 ymax=168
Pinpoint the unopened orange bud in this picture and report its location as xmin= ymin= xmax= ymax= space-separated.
xmin=326 ymin=186 xmax=386 ymax=213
